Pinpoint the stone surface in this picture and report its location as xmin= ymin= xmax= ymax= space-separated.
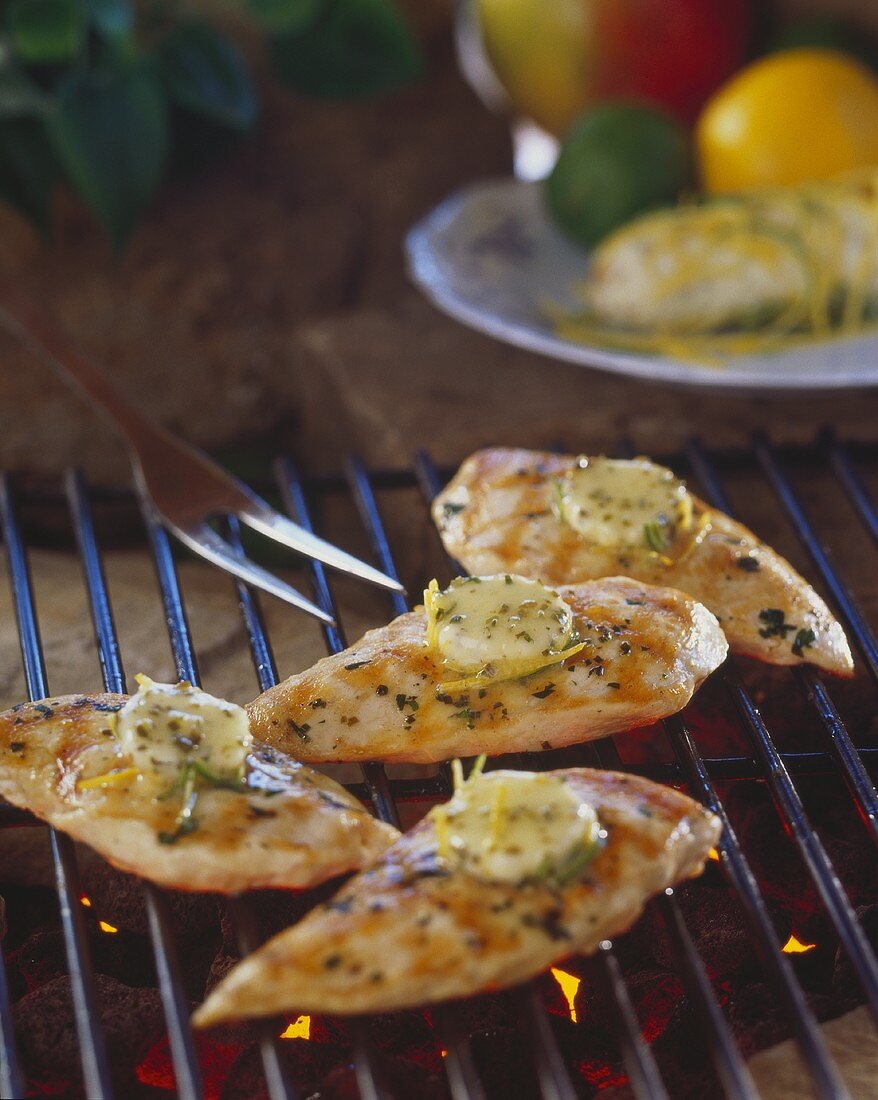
xmin=747 ymin=1005 xmax=878 ymax=1099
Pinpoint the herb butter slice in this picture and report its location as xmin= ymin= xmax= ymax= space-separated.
xmin=432 ymin=764 xmax=603 ymax=887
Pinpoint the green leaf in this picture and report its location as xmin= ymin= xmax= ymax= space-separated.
xmin=10 ymin=0 xmax=87 ymax=64
xmin=86 ymin=0 xmax=133 ymax=40
xmin=159 ymin=22 xmax=258 ymax=132
xmin=246 ymin=0 xmax=325 ymax=33
xmin=269 ymin=0 xmax=422 ymax=100
xmin=47 ymin=66 xmax=169 ymax=247
xmin=0 ymin=117 xmax=58 ymax=229
xmin=0 ymin=63 xmax=52 ymax=118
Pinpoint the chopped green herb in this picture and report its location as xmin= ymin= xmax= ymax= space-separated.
xmin=442 ymin=501 xmax=466 ymax=517
xmin=736 ymin=557 xmax=760 ymax=573
xmin=758 ymin=608 xmax=796 ymax=639
xmin=451 ymin=708 xmax=479 ymax=729
xmin=792 ymin=628 xmax=816 ymax=657
xmin=644 ymin=521 xmax=670 ymax=553
xmin=534 ymin=835 xmax=602 ymax=888
xmin=287 ymin=719 xmax=311 ymax=742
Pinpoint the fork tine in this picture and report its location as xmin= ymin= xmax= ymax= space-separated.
xmin=238 ymin=505 xmax=406 ymax=594
xmin=174 ymin=524 xmax=335 ymax=625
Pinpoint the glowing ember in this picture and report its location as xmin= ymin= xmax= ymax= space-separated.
xmin=81 ymin=895 xmax=118 ymax=933
xmin=551 ymin=967 xmax=581 ymax=1023
xmin=782 ymin=934 xmax=816 ymax=954
xmin=279 ymin=1015 xmax=311 ymax=1040
xmin=708 ymin=848 xmax=720 ymax=861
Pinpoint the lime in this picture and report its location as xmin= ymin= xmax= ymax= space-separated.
xmin=546 ymin=102 xmax=691 ymax=248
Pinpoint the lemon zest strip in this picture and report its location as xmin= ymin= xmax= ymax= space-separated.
xmin=675 ymin=511 xmax=713 ymax=566
xmin=78 ymin=766 xmax=139 ymax=791
xmin=423 ymin=579 xmax=440 ymax=652
xmin=438 ymin=640 xmax=588 ymax=694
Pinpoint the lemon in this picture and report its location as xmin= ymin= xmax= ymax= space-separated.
xmin=697 ymin=49 xmax=878 ymax=193
xmin=546 ymin=103 xmax=690 ymax=247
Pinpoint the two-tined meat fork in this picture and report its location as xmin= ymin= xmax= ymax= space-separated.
xmin=0 ymin=288 xmax=403 ymax=624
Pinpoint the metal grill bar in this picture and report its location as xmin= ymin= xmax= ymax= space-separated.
xmin=826 ymin=432 xmax=878 ymax=547
xmin=684 ymin=441 xmax=878 ymax=1024
xmin=343 ymin=455 xmax=490 ymax=1100
xmin=1 ymin=435 xmax=876 ymax=1099
xmin=65 ymin=471 xmax=204 ymax=1100
xmin=752 ymin=432 xmax=878 ymax=686
xmin=577 ymin=723 xmax=761 ymax=1100
xmin=723 ymin=660 xmax=878 ymax=1025
xmin=0 ymin=903 xmax=21 ymax=1100
xmin=0 ymin=476 xmax=113 ymax=1100
xmin=274 ymin=456 xmax=405 ymax=1100
xmin=728 ymin=436 xmax=878 ymax=845
xmin=517 ymin=986 xmax=579 ymax=1100
xmin=412 ymin=450 xmax=673 ymax=1100
xmin=663 ymin=715 xmax=850 ymax=1100
xmin=137 ymin=492 xmax=302 ymax=1100
xmin=657 ymin=891 xmax=759 ymax=1099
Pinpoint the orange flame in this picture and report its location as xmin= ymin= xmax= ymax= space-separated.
xmin=279 ymin=1015 xmax=311 ymax=1040
xmin=80 ymin=896 xmax=92 ymax=907
xmin=782 ymin=934 xmax=816 ymax=954
xmin=98 ymin=920 xmax=119 ymax=934
xmin=551 ymin=967 xmax=581 ymax=1023
xmin=708 ymin=848 xmax=720 ymax=862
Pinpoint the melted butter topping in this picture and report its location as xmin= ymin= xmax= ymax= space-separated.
xmin=115 ymin=675 xmax=251 ymax=789
xmin=554 ymin=456 xmax=693 ymax=556
xmin=425 ymin=575 xmax=576 ymax=682
xmin=431 ymin=768 xmax=602 ymax=886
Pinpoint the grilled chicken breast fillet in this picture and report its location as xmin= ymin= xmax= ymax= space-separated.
xmin=433 ymin=449 xmax=853 ymax=676
xmin=0 ymin=694 xmax=397 ymax=893
xmin=194 ymin=769 xmax=721 ymax=1023
xmin=247 ymin=578 xmax=728 ymax=764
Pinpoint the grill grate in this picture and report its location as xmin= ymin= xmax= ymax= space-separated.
xmin=0 ymin=433 xmax=876 ymax=1099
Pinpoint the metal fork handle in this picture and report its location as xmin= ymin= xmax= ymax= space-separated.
xmin=0 ymin=282 xmax=256 ymax=521
xmin=0 ymin=282 xmax=180 ymax=453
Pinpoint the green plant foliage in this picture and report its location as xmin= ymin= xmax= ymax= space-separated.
xmin=0 ymin=118 xmax=58 ymax=227
xmin=85 ymin=0 xmax=133 ymax=41
xmin=47 ymin=65 xmax=169 ymax=248
xmin=160 ymin=23 xmax=257 ymax=132
xmin=269 ymin=0 xmax=422 ymax=99
xmin=0 ymin=64 xmax=52 ymax=118
xmin=0 ymin=0 xmax=420 ymax=243
xmin=11 ymin=0 xmax=87 ymax=64
xmin=246 ymin=0 xmax=325 ymax=34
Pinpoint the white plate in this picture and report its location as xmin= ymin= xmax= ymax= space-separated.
xmin=405 ymin=177 xmax=878 ymax=393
